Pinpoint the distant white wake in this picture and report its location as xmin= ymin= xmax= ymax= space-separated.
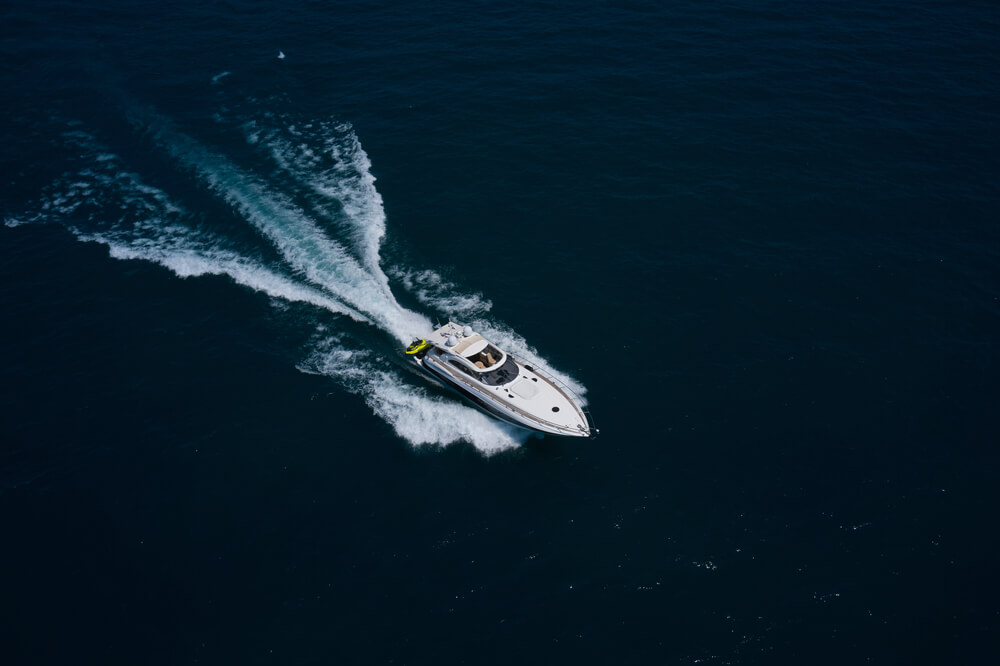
xmin=5 ymin=103 xmax=585 ymax=454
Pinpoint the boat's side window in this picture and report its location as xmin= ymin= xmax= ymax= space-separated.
xmin=448 ymin=360 xmax=476 ymax=378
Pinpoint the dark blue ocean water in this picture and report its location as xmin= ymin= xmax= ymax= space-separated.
xmin=2 ymin=1 xmax=999 ymax=663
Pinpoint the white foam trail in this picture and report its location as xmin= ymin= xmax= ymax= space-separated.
xmin=5 ymin=214 xmax=39 ymax=228
xmin=84 ymin=232 xmax=367 ymax=320
xmin=390 ymin=266 xmax=493 ymax=319
xmin=131 ymin=109 xmax=430 ymax=342
xmin=299 ymin=340 xmax=527 ymax=454
xmin=24 ymin=145 xmax=367 ymax=321
xmin=10 ymin=114 xmax=589 ymax=453
xmin=247 ymin=117 xmax=389 ymax=290
xmin=211 ymin=71 xmax=231 ymax=84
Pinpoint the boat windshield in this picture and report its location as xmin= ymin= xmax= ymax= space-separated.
xmin=478 ymin=357 xmax=519 ymax=386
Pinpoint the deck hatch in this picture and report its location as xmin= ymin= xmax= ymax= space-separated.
xmin=510 ymin=379 xmax=540 ymax=399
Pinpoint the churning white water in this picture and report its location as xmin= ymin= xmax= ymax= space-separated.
xmin=6 ymin=105 xmax=585 ymax=454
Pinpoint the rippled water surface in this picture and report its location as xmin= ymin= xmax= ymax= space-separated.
xmin=2 ymin=1 xmax=998 ymax=663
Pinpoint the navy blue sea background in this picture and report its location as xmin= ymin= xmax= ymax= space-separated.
xmin=2 ymin=1 xmax=998 ymax=663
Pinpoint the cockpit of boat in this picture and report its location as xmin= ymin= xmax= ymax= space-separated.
xmin=450 ymin=334 xmax=503 ymax=368
xmin=470 ymin=345 xmax=501 ymax=369
xmin=430 ymin=323 xmax=523 ymax=387
xmin=438 ymin=333 xmax=515 ymax=385
xmin=447 ymin=355 xmax=519 ymax=386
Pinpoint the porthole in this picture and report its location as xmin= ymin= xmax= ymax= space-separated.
xmin=551 ymin=406 xmax=560 ymax=412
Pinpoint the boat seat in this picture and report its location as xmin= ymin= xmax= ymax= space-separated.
xmin=485 ymin=352 xmax=496 ymax=367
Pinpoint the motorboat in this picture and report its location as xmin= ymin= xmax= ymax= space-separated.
xmin=405 ymin=322 xmax=596 ymax=438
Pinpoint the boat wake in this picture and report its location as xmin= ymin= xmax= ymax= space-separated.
xmin=5 ymin=99 xmax=585 ymax=454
